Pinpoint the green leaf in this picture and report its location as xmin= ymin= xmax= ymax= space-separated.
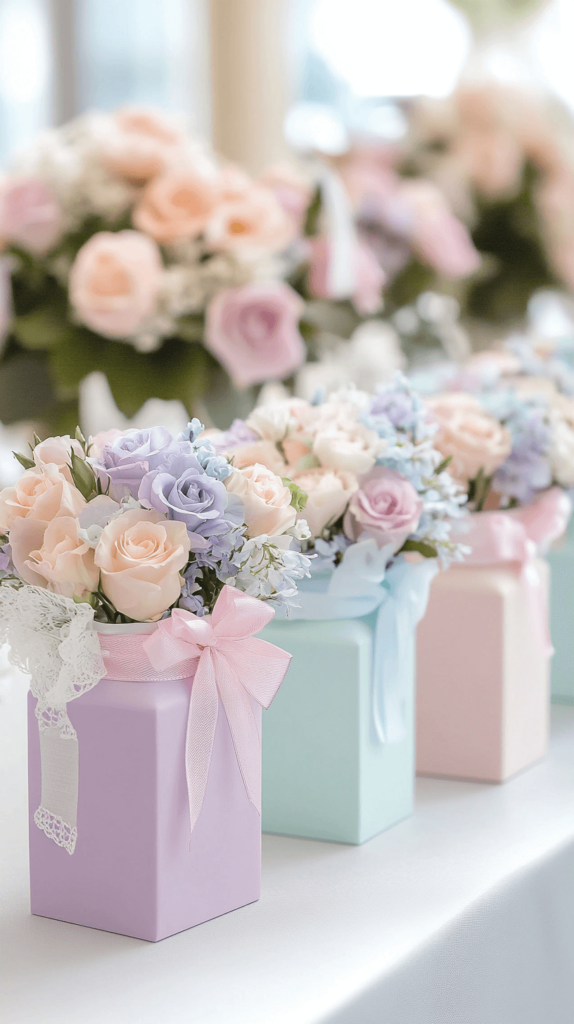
xmin=13 ymin=451 xmax=35 ymax=470
xmin=303 ymin=185 xmax=322 ymax=238
xmin=400 ymin=538 xmax=438 ymax=559
xmin=70 ymin=449 xmax=98 ymax=500
xmin=435 ymin=455 xmax=453 ymax=475
xmin=12 ymin=307 xmax=72 ymax=350
xmin=282 ymin=478 xmax=308 ymax=512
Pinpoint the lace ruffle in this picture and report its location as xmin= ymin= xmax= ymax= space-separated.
xmin=34 ymin=806 xmax=77 ymax=855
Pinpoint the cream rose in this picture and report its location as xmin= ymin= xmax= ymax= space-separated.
xmin=69 ymin=230 xmax=163 ymax=339
xmin=225 ymin=463 xmax=296 ymax=538
xmin=549 ymin=395 xmax=574 ymax=487
xmin=427 ymin=393 xmax=512 ymax=485
xmin=312 ymin=420 xmax=383 ymax=476
xmin=95 ymin=509 xmax=190 ymax=621
xmin=133 ymin=169 xmax=218 ymax=243
xmin=292 ymin=467 xmax=357 ymax=537
xmin=25 ymin=516 xmax=99 ymax=598
xmin=0 ymin=464 xmax=85 ymax=532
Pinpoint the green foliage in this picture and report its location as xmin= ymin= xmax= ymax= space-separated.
xmin=399 ymin=538 xmax=439 ymax=559
xmin=69 ymin=449 xmax=98 ymax=500
xmin=282 ymin=478 xmax=308 ymax=512
xmin=465 ymin=161 xmax=558 ymax=324
xmin=12 ymin=450 xmax=35 ymax=470
xmin=468 ymin=467 xmax=492 ymax=511
xmin=384 ymin=259 xmax=436 ymax=313
xmin=303 ymin=185 xmax=322 ymax=238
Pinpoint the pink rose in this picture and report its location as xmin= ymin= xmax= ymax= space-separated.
xmin=0 ymin=464 xmax=85 ymax=532
xmin=0 ymin=178 xmax=62 ymax=255
xmin=88 ymin=428 xmax=124 ymax=458
xmin=25 ymin=516 xmax=99 ymax=598
xmin=292 ymin=466 xmax=357 ymax=537
xmin=205 ymin=184 xmax=295 ymax=255
xmin=205 ymin=282 xmax=306 ymax=388
xmin=344 ymin=467 xmax=423 ymax=552
xmin=225 ymin=463 xmax=296 ymax=538
xmin=101 ymin=107 xmax=185 ymax=185
xmin=258 ymin=164 xmax=312 ymax=231
xmin=94 ymin=508 xmax=190 ymax=621
xmin=308 ymin=236 xmax=386 ymax=314
xmin=427 ymin=392 xmax=512 ymax=486
xmin=133 ymin=169 xmax=218 ymax=243
xmin=400 ymin=179 xmax=481 ymax=279
xmin=69 ymin=230 xmax=162 ymax=339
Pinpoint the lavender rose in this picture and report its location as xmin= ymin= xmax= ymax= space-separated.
xmin=343 ymin=466 xmax=423 ymax=552
xmin=96 ymin=428 xmax=189 ymax=499
xmin=138 ymin=453 xmax=242 ymax=545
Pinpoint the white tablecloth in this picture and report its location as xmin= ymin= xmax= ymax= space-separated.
xmin=1 ymin=666 xmax=573 ymax=1024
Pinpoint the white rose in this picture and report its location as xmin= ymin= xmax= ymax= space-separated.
xmin=225 ymin=463 xmax=297 ymax=538
xmin=292 ymin=466 xmax=358 ymax=537
xmin=550 ymin=398 xmax=574 ymax=487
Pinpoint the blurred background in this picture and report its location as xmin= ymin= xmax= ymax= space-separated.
xmin=3 ymin=0 xmax=574 ymax=477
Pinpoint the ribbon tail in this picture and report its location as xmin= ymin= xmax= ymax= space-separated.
xmin=373 ymin=560 xmax=438 ymax=745
xmin=185 ymin=651 xmax=219 ymax=834
xmin=215 ymin=653 xmax=262 ymax=816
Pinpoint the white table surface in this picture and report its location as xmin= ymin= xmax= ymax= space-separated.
xmin=1 ymin=665 xmax=574 ymax=1024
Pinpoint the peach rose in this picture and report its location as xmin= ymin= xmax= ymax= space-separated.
xmin=95 ymin=508 xmax=190 ymax=621
xmin=225 ymin=463 xmax=296 ymax=538
xmin=101 ymin=107 xmax=185 ymax=184
xmin=428 ymin=393 xmax=512 ymax=486
xmin=205 ymin=185 xmax=295 ymax=255
xmin=33 ymin=435 xmax=83 ymax=479
xmin=133 ymin=169 xmax=218 ymax=243
xmin=231 ymin=440 xmax=287 ymax=476
xmin=0 ymin=464 xmax=85 ymax=532
xmin=292 ymin=466 xmax=357 ymax=537
xmin=25 ymin=516 xmax=99 ymax=598
xmin=88 ymin=428 xmax=123 ymax=458
xmin=69 ymin=230 xmax=162 ymax=338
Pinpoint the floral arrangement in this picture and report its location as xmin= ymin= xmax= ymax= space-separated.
xmin=426 ymin=382 xmax=574 ymax=510
xmin=0 ymin=107 xmax=311 ymax=432
xmin=0 ymin=421 xmax=312 ymax=622
xmin=400 ymin=84 xmax=574 ymax=325
xmin=205 ymin=375 xmax=467 ymax=568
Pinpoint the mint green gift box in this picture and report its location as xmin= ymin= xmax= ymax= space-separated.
xmin=548 ymin=513 xmax=574 ymax=705
xmin=261 ymin=552 xmax=437 ymax=845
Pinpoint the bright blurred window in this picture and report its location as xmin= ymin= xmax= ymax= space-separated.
xmin=0 ymin=0 xmax=51 ymax=163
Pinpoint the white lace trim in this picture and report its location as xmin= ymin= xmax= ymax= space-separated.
xmin=34 ymin=806 xmax=77 ymax=855
xmin=0 ymin=583 xmax=105 ymax=853
xmin=0 ymin=583 xmax=105 ymax=732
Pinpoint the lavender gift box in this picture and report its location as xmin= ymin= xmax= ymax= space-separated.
xmin=28 ymin=672 xmax=261 ymax=942
xmin=23 ymin=587 xmax=290 ymax=943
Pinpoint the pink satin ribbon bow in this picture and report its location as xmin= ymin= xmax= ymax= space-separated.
xmin=457 ymin=487 xmax=572 ymax=658
xmin=143 ymin=585 xmax=291 ymax=834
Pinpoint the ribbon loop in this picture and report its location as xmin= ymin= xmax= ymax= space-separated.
xmin=276 ymin=539 xmax=438 ymax=744
xmin=143 ymin=586 xmax=291 ymax=834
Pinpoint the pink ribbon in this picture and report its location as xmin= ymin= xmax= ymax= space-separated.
xmin=141 ymin=586 xmax=291 ymax=834
xmin=455 ymin=487 xmax=572 ymax=658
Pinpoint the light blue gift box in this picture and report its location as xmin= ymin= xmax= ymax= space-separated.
xmin=548 ymin=514 xmax=574 ymax=705
xmin=261 ymin=552 xmax=437 ymax=845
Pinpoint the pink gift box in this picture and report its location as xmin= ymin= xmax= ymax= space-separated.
xmin=416 ymin=559 xmax=550 ymax=783
xmin=28 ymin=675 xmax=261 ymax=942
